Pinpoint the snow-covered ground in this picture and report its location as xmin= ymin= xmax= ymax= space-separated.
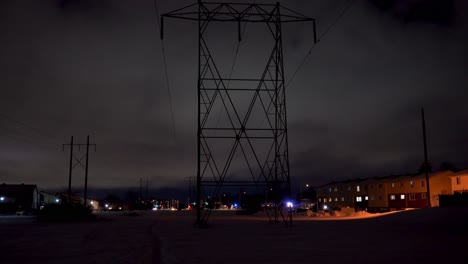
xmin=1 ymin=208 xmax=467 ymax=263
xmin=0 ymin=211 xmax=158 ymax=264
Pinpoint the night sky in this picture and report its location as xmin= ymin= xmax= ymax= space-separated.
xmin=1 ymin=0 xmax=467 ymax=193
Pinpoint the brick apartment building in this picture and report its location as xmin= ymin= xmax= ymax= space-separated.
xmin=316 ymin=170 xmax=468 ymax=212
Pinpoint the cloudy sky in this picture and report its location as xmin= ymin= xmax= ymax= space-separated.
xmin=1 ymin=0 xmax=467 ymax=193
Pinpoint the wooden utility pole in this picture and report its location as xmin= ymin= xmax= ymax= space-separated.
xmin=62 ymin=136 xmax=96 ymax=206
xmin=421 ymin=108 xmax=431 ymax=207
xmin=67 ymin=136 xmax=74 ymax=204
xmin=83 ymin=135 xmax=90 ymax=207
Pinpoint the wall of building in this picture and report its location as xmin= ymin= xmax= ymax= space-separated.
xmin=428 ymin=171 xmax=454 ymax=207
xmin=450 ymin=171 xmax=468 ymax=193
xmin=317 ymin=184 xmax=352 ymax=210
xmin=367 ymin=181 xmax=388 ymax=209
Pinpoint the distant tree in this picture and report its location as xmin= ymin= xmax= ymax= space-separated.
xmin=439 ymin=161 xmax=458 ymax=172
xmin=418 ymin=162 xmax=432 ymax=174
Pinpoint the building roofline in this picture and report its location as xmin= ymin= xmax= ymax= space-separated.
xmin=315 ymin=170 xmax=457 ymax=189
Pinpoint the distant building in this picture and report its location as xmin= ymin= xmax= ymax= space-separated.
xmin=83 ymin=198 xmax=99 ymax=211
xmin=0 ymin=183 xmax=39 ymax=213
xmin=40 ymin=191 xmax=61 ymax=206
xmin=315 ymin=170 xmax=459 ymax=212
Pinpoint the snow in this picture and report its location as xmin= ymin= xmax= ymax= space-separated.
xmin=0 ymin=211 xmax=158 ymax=263
xmin=300 ymin=208 xmax=417 ymax=220
xmin=1 ymin=208 xmax=467 ymax=263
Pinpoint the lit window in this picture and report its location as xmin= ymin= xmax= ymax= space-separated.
xmin=391 ymin=182 xmax=395 ymax=188
xmin=400 ymin=194 xmax=405 ymax=200
xmin=357 ymin=185 xmax=360 ymax=192
xmin=422 ymin=193 xmax=426 ymax=199
xmin=318 ymin=198 xmax=322 ymax=202
xmin=390 ymin=195 xmax=396 ymax=200
xmin=328 ymin=188 xmax=332 ymax=193
xmin=365 ymin=196 xmax=368 ymax=201
xmin=356 ymin=196 xmax=362 ymax=202
xmin=456 ymin=177 xmax=461 ymax=185
xmin=410 ymin=181 xmax=414 ymax=188
xmin=334 ymin=197 xmax=338 ymax=202
xmin=409 ymin=194 xmax=416 ymax=200
xmin=341 ymin=197 xmax=344 ymax=202
xmin=328 ymin=197 xmax=332 ymax=202
xmin=334 ymin=187 xmax=338 ymax=192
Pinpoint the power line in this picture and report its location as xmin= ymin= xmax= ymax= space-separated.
xmin=153 ymin=0 xmax=177 ymax=142
xmin=0 ymin=112 xmax=55 ymax=140
xmin=0 ymin=123 xmax=57 ymax=151
xmin=285 ymin=0 xmax=356 ymax=89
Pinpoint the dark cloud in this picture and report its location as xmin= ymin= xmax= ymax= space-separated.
xmin=1 ymin=0 xmax=467 ymax=193
xmin=369 ymin=0 xmax=454 ymax=25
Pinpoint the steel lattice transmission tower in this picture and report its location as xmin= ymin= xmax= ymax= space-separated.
xmin=161 ymin=1 xmax=316 ymax=226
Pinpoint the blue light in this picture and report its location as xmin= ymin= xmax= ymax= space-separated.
xmin=233 ymin=203 xmax=238 ymax=207
xmin=286 ymin=201 xmax=293 ymax=208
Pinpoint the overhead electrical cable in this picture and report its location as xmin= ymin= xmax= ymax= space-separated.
xmin=153 ymin=0 xmax=177 ymax=142
xmin=285 ymin=0 xmax=356 ymax=89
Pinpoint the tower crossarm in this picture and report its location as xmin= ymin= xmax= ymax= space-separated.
xmin=161 ymin=2 xmax=315 ymax=24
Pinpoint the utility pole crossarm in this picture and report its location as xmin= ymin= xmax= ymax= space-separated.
xmin=62 ymin=143 xmax=96 ymax=151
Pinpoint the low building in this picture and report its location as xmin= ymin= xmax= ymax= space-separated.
xmin=40 ymin=191 xmax=61 ymax=206
xmin=0 ymin=183 xmax=39 ymax=214
xmin=84 ymin=199 xmax=100 ymax=211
